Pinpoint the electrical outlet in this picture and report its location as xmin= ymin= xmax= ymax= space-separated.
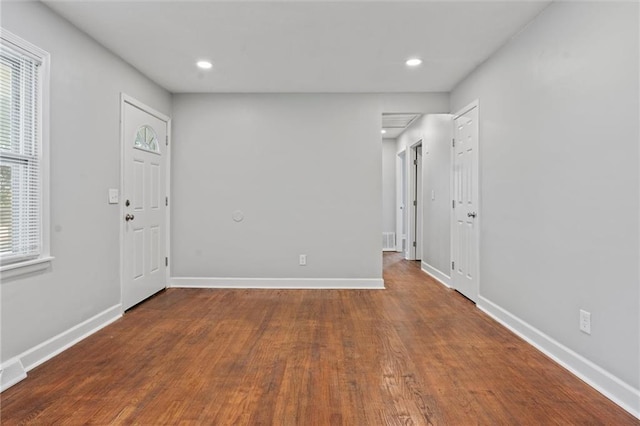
xmin=579 ymin=309 xmax=591 ymax=335
xmin=299 ymin=254 xmax=307 ymax=266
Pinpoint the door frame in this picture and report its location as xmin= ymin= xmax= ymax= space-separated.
xmin=119 ymin=93 xmax=171 ymax=313
xmin=407 ymin=139 xmax=423 ymax=261
xmin=450 ymin=99 xmax=480 ymax=301
xmin=396 ymin=150 xmax=407 ymax=253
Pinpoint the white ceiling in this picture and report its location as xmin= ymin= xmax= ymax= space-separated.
xmin=43 ymin=0 xmax=551 ymax=94
xmin=382 ymin=113 xmax=421 ymax=138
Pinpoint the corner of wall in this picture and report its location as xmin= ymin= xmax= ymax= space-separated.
xmin=0 ymin=359 xmax=27 ymax=392
xmin=0 ymin=304 xmax=122 ymax=393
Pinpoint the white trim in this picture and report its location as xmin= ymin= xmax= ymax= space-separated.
xmin=0 ymin=256 xmax=54 ymax=280
xmin=453 ymin=100 xmax=479 ymax=120
xmin=421 ymin=261 xmax=451 ymax=288
xmin=396 ymin=150 xmax=407 ymax=253
xmin=406 ymin=139 xmax=423 ymax=260
xmin=0 ymin=359 xmax=27 ymax=391
xmin=478 ymin=296 xmax=640 ymax=419
xmin=119 ymin=94 xmax=171 ymax=313
xmin=165 ymin=118 xmax=172 ymax=283
xmin=0 ymin=304 xmax=122 ymax=392
xmin=121 ymin=94 xmax=170 ymax=123
xmin=0 ymin=29 xmax=46 ymax=62
xmin=170 ymin=277 xmax=385 ymax=290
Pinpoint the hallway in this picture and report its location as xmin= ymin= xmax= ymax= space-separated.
xmin=1 ymin=253 xmax=636 ymax=424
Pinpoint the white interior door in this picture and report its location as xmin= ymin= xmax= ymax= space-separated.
xmin=122 ymin=99 xmax=168 ymax=310
xmin=452 ymin=104 xmax=479 ymax=302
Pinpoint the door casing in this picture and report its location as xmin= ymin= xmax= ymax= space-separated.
xmin=407 ymin=139 xmax=422 ymax=261
xmin=396 ymin=150 xmax=407 ymax=253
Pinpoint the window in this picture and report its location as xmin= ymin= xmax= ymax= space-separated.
xmin=0 ymin=29 xmax=51 ymax=276
xmin=134 ymin=125 xmax=160 ymax=154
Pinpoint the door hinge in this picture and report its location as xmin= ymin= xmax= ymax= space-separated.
xmin=413 ymin=241 xmax=416 ymax=248
xmin=413 ymin=159 xmax=417 ymax=166
xmin=452 ymin=138 xmax=455 ymax=147
xmin=452 ymin=200 xmax=455 ymax=208
xmin=166 ymin=135 xmax=169 ymax=146
xmin=413 ymin=200 xmax=417 ymax=206
xmin=165 ymin=196 xmax=168 ymax=206
xmin=452 ymin=261 xmax=455 ymax=270
xmin=165 ymin=257 xmax=168 ymax=267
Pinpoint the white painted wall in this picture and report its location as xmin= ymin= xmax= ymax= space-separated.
xmin=396 ymin=118 xmax=424 ymax=155
xmin=379 ymin=93 xmax=449 ymax=115
xmin=170 ymin=93 xmax=448 ymax=284
xmin=451 ymin=0 xmax=639 ymax=408
xmin=421 ymin=115 xmax=453 ymax=280
xmin=0 ymin=1 xmax=171 ymax=365
xmin=396 ymin=119 xmax=422 ymax=260
xmin=382 ymin=139 xmax=397 ymax=235
xmin=396 ymin=115 xmax=453 ymax=279
xmin=171 ymin=94 xmax=380 ymax=281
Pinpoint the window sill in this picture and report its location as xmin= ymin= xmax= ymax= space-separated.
xmin=0 ymin=256 xmax=55 ymax=281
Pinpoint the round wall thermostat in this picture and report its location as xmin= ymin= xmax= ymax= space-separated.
xmin=232 ymin=210 xmax=244 ymax=222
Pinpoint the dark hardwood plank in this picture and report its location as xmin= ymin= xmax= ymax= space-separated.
xmin=1 ymin=253 xmax=637 ymax=425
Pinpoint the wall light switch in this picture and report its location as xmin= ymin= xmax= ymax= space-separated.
xmin=299 ymin=254 xmax=307 ymax=266
xmin=108 ymin=188 xmax=119 ymax=204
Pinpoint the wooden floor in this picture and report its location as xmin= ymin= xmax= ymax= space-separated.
xmin=1 ymin=253 xmax=638 ymax=425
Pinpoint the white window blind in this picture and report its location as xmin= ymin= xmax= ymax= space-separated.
xmin=0 ymin=39 xmax=42 ymax=264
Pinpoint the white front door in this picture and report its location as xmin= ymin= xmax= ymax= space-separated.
xmin=122 ymin=98 xmax=168 ymax=310
xmin=452 ymin=104 xmax=479 ymax=302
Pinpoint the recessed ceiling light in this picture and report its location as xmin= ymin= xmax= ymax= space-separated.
xmin=405 ymin=58 xmax=422 ymax=67
xmin=196 ymin=60 xmax=213 ymax=70
xmin=381 ymin=129 xmax=387 ymax=134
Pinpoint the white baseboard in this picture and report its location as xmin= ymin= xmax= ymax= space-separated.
xmin=421 ymin=262 xmax=452 ymax=288
xmin=170 ymin=277 xmax=385 ymax=289
xmin=0 ymin=304 xmax=122 ymax=392
xmin=478 ymin=296 xmax=640 ymax=419
xmin=0 ymin=359 xmax=27 ymax=391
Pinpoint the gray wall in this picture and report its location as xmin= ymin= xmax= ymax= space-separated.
xmin=421 ymin=115 xmax=453 ymax=276
xmin=0 ymin=2 xmax=171 ymax=362
xmin=382 ymin=139 xmax=397 ymax=235
xmin=396 ymin=115 xmax=453 ymax=276
xmin=171 ymin=94 xmax=383 ymax=280
xmin=451 ymin=1 xmax=639 ymax=389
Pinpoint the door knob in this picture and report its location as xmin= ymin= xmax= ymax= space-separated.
xmin=125 ymin=214 xmax=135 ymax=222
xmin=467 ymin=212 xmax=477 ymax=218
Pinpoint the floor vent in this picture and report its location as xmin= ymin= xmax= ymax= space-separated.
xmin=383 ymin=232 xmax=396 ymax=251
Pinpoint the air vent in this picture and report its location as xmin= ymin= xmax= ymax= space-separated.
xmin=381 ymin=113 xmax=421 ymax=129
xmin=383 ymin=232 xmax=396 ymax=251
